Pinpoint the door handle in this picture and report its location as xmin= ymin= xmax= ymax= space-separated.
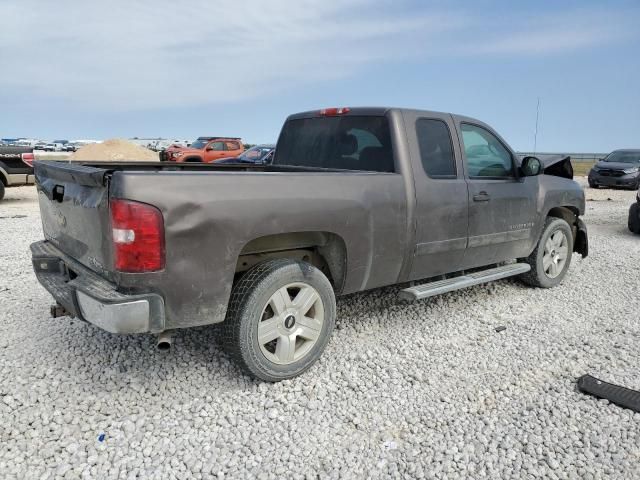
xmin=473 ymin=191 xmax=490 ymax=202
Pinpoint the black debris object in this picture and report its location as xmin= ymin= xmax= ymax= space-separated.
xmin=495 ymin=326 xmax=507 ymax=333
xmin=577 ymin=374 xmax=640 ymax=413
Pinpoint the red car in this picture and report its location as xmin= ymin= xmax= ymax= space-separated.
xmin=164 ymin=137 xmax=244 ymax=163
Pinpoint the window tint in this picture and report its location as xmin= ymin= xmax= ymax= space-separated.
xmin=209 ymin=141 xmax=225 ymax=151
xmin=274 ymin=115 xmax=394 ymax=172
xmin=461 ymin=124 xmax=513 ymax=177
xmin=415 ymin=118 xmax=456 ymax=178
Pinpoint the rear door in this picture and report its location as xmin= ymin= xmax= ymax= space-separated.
xmin=455 ymin=122 xmax=538 ymax=268
xmin=404 ymin=111 xmax=469 ymax=281
xmin=204 ymin=141 xmax=226 ymax=162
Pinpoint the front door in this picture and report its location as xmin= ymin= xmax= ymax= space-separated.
xmin=404 ymin=112 xmax=469 ymax=281
xmin=456 ymin=122 xmax=538 ymax=269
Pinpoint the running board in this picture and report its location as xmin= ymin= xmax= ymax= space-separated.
xmin=399 ymin=263 xmax=531 ymax=301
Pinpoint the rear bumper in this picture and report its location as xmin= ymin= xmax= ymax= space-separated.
xmin=31 ymin=241 xmax=165 ymax=334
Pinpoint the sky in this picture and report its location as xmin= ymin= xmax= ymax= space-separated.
xmin=0 ymin=0 xmax=639 ymax=152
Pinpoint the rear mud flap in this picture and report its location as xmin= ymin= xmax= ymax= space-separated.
xmin=577 ymin=374 xmax=640 ymax=413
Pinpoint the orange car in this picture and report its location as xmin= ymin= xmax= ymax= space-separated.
xmin=165 ymin=137 xmax=244 ymax=163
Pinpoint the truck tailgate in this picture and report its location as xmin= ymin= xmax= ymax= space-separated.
xmin=34 ymin=161 xmax=114 ymax=278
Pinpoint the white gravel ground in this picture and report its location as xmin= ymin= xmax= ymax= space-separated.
xmin=1 ymin=179 xmax=639 ymax=479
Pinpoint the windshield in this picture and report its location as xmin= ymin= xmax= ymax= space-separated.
xmin=239 ymin=146 xmax=273 ymax=161
xmin=274 ymin=115 xmax=394 ymax=172
xmin=604 ymin=151 xmax=640 ymax=164
xmin=189 ymin=139 xmax=208 ymax=149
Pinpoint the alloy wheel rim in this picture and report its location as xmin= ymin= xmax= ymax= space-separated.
xmin=257 ymin=283 xmax=324 ymax=365
xmin=542 ymin=230 xmax=568 ymax=278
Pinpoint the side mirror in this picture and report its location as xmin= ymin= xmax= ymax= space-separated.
xmin=520 ymin=156 xmax=542 ymax=177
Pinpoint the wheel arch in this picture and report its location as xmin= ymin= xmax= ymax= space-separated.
xmin=547 ymin=206 xmax=579 ymax=225
xmin=546 ymin=206 xmax=587 ymax=257
xmin=235 ymin=231 xmax=348 ymax=294
xmin=0 ymin=166 xmax=8 ymax=186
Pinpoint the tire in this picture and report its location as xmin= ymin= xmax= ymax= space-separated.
xmin=588 ymin=180 xmax=598 ymax=189
xmin=222 ymin=258 xmax=336 ymax=382
xmin=629 ymin=203 xmax=640 ymax=234
xmin=520 ymin=217 xmax=573 ymax=288
xmin=0 ymin=181 xmax=4 ymax=202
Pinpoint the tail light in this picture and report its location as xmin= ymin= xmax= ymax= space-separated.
xmin=319 ymin=107 xmax=351 ymax=116
xmin=21 ymin=152 xmax=34 ymax=167
xmin=110 ymin=199 xmax=165 ymax=272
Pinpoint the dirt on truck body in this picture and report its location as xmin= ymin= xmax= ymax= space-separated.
xmin=31 ymin=107 xmax=588 ymax=381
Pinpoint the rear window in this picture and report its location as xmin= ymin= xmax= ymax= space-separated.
xmin=415 ymin=118 xmax=456 ymax=178
xmin=273 ymin=115 xmax=394 ymax=172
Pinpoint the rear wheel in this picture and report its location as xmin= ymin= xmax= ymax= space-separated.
xmin=520 ymin=217 xmax=573 ymax=288
xmin=222 ymin=258 xmax=336 ymax=381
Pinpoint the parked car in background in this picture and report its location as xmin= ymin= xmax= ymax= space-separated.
xmin=588 ymin=149 xmax=640 ymax=190
xmin=629 ymin=189 xmax=640 ymax=234
xmin=216 ymin=144 xmax=275 ymax=164
xmin=33 ymin=143 xmax=48 ymax=151
xmin=31 ymin=106 xmax=588 ymax=381
xmin=0 ymin=146 xmax=34 ymax=201
xmin=163 ymin=137 xmax=244 ymax=163
xmin=62 ymin=144 xmax=78 ymax=152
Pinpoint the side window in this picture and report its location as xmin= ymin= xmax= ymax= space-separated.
xmin=209 ymin=141 xmax=225 ymax=151
xmin=461 ymin=124 xmax=513 ymax=178
xmin=225 ymin=141 xmax=240 ymax=151
xmin=415 ymin=118 xmax=456 ymax=178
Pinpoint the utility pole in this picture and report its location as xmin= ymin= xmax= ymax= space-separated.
xmin=533 ymin=97 xmax=540 ymax=154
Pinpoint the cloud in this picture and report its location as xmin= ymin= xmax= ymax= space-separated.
xmin=0 ymin=1 xmax=633 ymax=111
xmin=459 ymin=10 xmax=630 ymax=55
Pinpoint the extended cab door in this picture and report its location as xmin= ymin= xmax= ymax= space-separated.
xmin=455 ymin=121 xmax=538 ymax=268
xmin=404 ymin=111 xmax=469 ymax=281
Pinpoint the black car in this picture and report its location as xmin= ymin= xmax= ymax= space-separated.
xmin=588 ymin=149 xmax=640 ymax=190
xmin=216 ymin=144 xmax=275 ymax=164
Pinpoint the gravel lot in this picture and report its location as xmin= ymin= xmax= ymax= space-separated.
xmin=1 ymin=180 xmax=639 ymax=479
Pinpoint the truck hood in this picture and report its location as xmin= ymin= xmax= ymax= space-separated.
xmin=519 ymin=154 xmax=574 ymax=179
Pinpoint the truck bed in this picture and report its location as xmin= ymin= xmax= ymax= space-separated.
xmin=33 ymin=159 xmax=409 ymax=330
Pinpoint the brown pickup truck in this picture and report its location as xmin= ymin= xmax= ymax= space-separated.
xmin=163 ymin=136 xmax=244 ymax=163
xmin=31 ymin=107 xmax=587 ymax=381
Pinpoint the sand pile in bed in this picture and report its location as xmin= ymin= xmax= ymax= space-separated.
xmin=70 ymin=139 xmax=159 ymax=161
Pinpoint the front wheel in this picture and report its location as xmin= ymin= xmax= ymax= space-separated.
xmin=629 ymin=203 xmax=640 ymax=234
xmin=222 ymin=259 xmax=336 ymax=381
xmin=520 ymin=217 xmax=573 ymax=288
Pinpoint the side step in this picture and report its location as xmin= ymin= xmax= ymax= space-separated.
xmin=399 ymin=263 xmax=531 ymax=301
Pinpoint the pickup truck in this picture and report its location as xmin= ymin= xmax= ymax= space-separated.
xmin=30 ymin=107 xmax=588 ymax=381
xmin=0 ymin=146 xmax=35 ymax=201
xmin=162 ymin=137 xmax=244 ymax=163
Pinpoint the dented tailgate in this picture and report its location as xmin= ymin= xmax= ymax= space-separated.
xmin=34 ymin=161 xmax=115 ymax=279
